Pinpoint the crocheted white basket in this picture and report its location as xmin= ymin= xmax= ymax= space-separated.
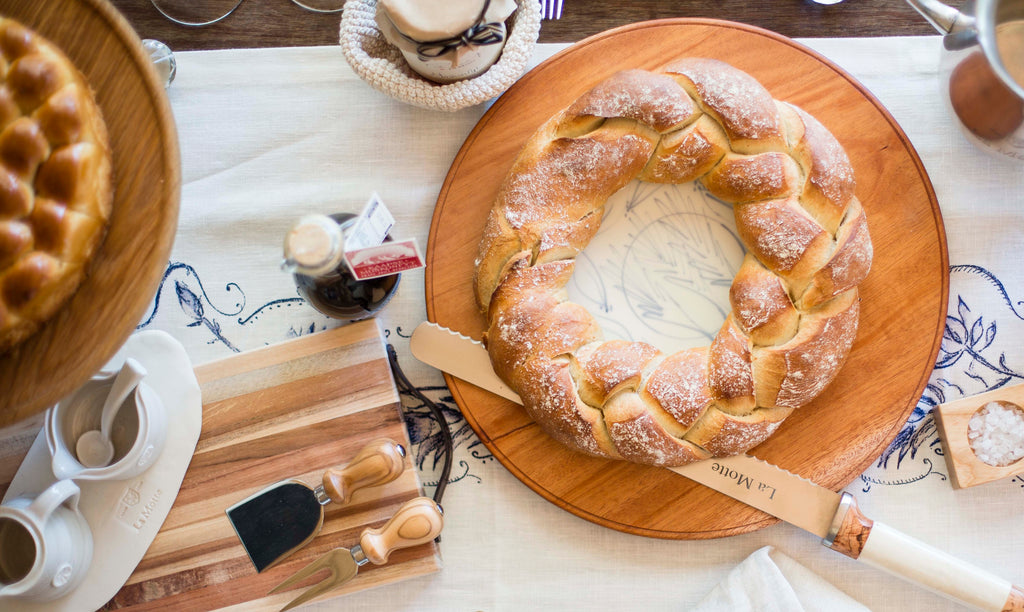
xmin=339 ymin=0 xmax=541 ymax=112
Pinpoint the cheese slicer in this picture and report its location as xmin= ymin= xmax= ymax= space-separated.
xmin=227 ymin=438 xmax=407 ymax=572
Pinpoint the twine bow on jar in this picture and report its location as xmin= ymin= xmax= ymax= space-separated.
xmin=375 ymin=0 xmax=518 ymax=83
xmin=413 ymin=0 xmax=506 ymax=62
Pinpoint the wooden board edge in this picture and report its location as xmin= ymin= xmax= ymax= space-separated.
xmin=194 ymin=320 xmax=385 ymax=384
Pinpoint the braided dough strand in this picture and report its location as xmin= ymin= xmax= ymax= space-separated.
xmin=0 ymin=18 xmax=112 ymax=352
xmin=474 ymin=58 xmax=872 ymax=467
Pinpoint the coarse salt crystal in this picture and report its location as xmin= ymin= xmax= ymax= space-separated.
xmin=967 ymin=402 xmax=1024 ymax=467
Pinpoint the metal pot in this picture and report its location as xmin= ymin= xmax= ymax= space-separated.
xmin=907 ymin=0 xmax=1024 ymax=160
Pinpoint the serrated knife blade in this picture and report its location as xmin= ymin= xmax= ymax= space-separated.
xmin=668 ymin=455 xmax=839 ymax=538
xmin=409 ymin=321 xmax=520 ymax=404
xmin=409 ymin=320 xmax=1024 ymax=611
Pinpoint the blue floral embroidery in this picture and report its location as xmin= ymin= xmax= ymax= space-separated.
xmin=138 ymin=262 xmax=245 ymax=351
xmin=862 ymin=264 xmax=1024 ymax=492
xmin=144 ymin=259 xmax=1024 ymax=495
xmin=138 ymin=262 xmax=329 ymax=350
xmin=940 ymin=297 xmax=1024 ymax=390
xmin=391 ymin=327 xmax=489 ymax=490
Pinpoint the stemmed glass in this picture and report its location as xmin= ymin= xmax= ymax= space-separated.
xmin=149 ymin=0 xmax=344 ymax=27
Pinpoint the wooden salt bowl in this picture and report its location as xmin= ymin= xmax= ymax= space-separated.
xmin=934 ymin=384 xmax=1024 ymax=489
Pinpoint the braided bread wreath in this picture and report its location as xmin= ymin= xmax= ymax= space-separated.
xmin=472 ymin=58 xmax=873 ymax=467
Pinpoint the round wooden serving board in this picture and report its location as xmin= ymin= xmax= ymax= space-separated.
xmin=425 ymin=19 xmax=949 ymax=538
xmin=0 ymin=0 xmax=180 ymax=428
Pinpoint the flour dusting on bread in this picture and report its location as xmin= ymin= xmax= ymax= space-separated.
xmin=473 ymin=59 xmax=872 ymax=466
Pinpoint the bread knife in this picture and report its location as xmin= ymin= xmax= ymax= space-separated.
xmin=409 ymin=320 xmax=1024 ymax=611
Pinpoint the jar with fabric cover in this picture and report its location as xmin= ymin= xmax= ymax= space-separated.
xmin=376 ymin=0 xmax=518 ymax=83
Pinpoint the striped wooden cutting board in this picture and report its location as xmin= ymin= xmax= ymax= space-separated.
xmin=0 ymin=319 xmax=441 ymax=610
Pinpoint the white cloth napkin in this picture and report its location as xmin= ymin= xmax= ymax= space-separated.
xmin=694 ymin=547 xmax=870 ymax=612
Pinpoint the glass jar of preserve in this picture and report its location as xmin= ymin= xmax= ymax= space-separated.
xmin=282 ymin=213 xmax=400 ymax=321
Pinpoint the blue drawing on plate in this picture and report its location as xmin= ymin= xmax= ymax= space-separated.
xmin=569 ymin=180 xmax=743 ymax=354
xmin=403 ymin=180 xmax=741 ymax=490
xmin=860 ymin=264 xmax=1024 ymax=492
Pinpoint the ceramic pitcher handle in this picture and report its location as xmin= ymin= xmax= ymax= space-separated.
xmin=27 ymin=479 xmax=80 ymax=522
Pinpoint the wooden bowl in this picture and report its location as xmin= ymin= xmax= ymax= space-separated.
xmin=0 ymin=0 xmax=180 ymax=428
xmin=934 ymin=384 xmax=1024 ymax=489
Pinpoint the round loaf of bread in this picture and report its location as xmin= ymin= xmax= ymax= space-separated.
xmin=0 ymin=17 xmax=112 ymax=353
xmin=473 ymin=59 xmax=872 ymax=467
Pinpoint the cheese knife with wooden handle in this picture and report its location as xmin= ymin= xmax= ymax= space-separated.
xmin=269 ymin=496 xmax=444 ymax=610
xmin=227 ymin=438 xmax=407 ymax=572
xmin=410 ymin=321 xmax=1024 ymax=612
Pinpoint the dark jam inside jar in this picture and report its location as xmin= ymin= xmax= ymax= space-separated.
xmin=292 ymin=212 xmax=401 ymax=321
xmin=295 ymin=268 xmax=399 ymax=320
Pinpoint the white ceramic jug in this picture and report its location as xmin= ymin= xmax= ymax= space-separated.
xmin=46 ymin=369 xmax=167 ymax=481
xmin=0 ymin=479 xmax=93 ymax=602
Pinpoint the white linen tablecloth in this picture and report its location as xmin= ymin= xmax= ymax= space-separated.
xmin=143 ymin=37 xmax=1024 ymax=611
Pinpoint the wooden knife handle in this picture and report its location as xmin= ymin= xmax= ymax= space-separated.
xmin=827 ymin=493 xmax=1024 ymax=612
xmin=360 ymin=497 xmax=444 ymax=566
xmin=321 ymin=438 xmax=406 ymax=505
